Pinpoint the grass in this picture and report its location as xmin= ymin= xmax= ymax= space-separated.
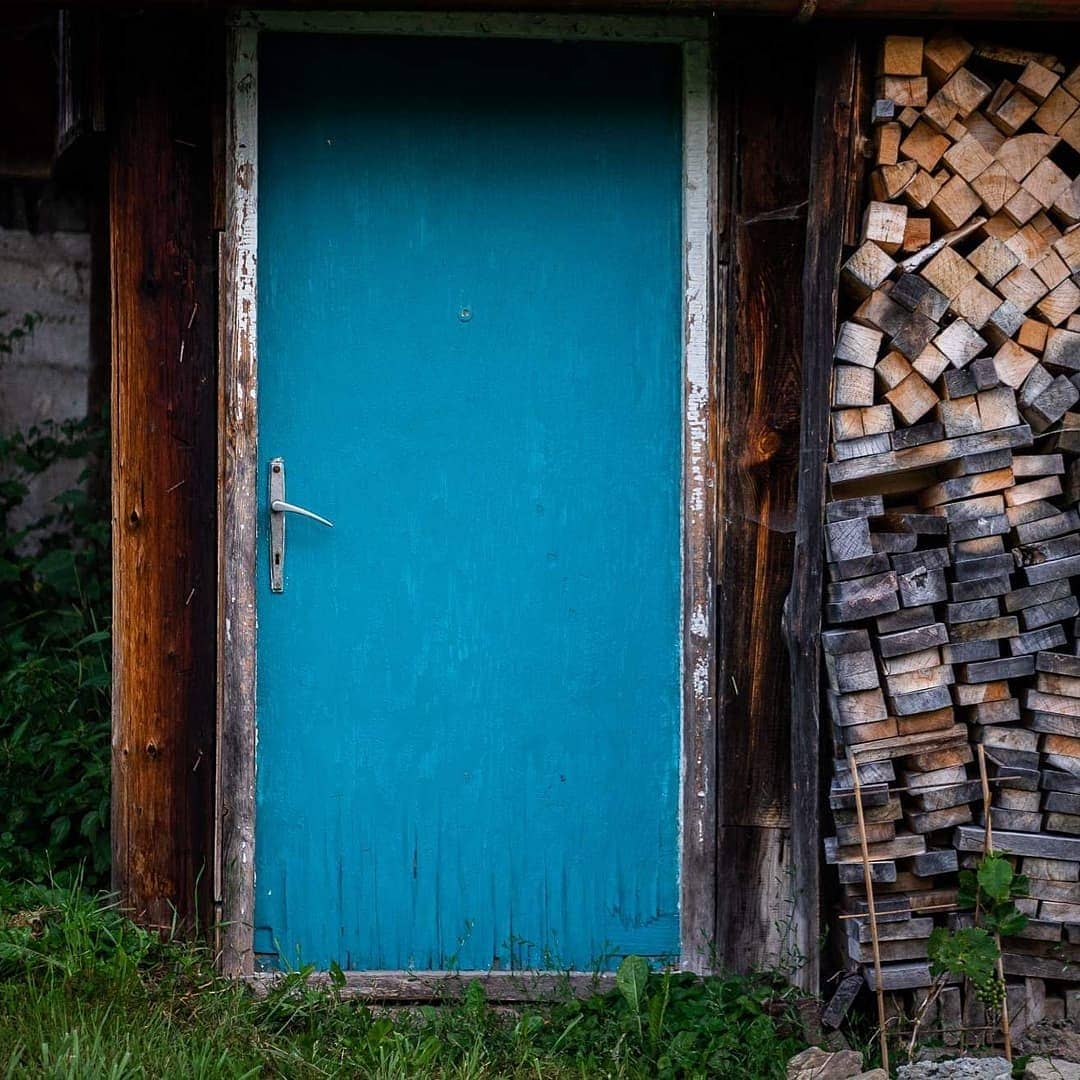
xmin=0 ymin=878 xmax=812 ymax=1079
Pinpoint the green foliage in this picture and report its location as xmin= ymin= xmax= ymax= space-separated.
xmin=0 ymin=409 xmax=110 ymax=887
xmin=927 ymin=927 xmax=999 ymax=989
xmin=0 ymin=883 xmax=811 ymax=1078
xmin=928 ymin=852 xmax=1028 ymax=1010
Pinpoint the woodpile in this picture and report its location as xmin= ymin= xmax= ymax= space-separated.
xmin=825 ymin=31 xmax=1080 ymax=1037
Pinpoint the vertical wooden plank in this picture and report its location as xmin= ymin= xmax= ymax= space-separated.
xmin=681 ymin=37 xmax=720 ymax=975
xmin=785 ymin=29 xmax=863 ymax=993
xmin=714 ymin=25 xmax=815 ymax=976
xmin=110 ymin=13 xmax=218 ymax=931
xmin=218 ymin=25 xmax=259 ymax=977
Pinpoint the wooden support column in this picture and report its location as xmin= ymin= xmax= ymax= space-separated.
xmin=110 ymin=14 xmax=218 ymax=930
xmin=714 ymin=26 xmax=815 ymax=976
xmin=785 ymin=30 xmax=865 ymax=992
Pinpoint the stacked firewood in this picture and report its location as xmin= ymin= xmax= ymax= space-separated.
xmin=824 ymin=31 xmax=1080 ymax=1035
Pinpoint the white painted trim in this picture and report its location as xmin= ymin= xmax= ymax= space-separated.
xmin=679 ymin=39 xmax=717 ymax=974
xmin=235 ymin=10 xmax=710 ymax=42
xmin=219 ymin=13 xmax=717 ymax=980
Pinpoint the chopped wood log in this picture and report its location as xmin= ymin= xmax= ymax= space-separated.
xmin=937 ymin=395 xmax=982 ymax=437
xmin=886 ymin=373 xmax=938 ymax=424
xmin=996 ymin=134 xmax=1062 ymax=183
xmin=993 ymin=339 xmax=1039 ymax=387
xmin=880 ymin=35 xmax=924 ymax=78
xmin=1034 ymin=86 xmax=1079 ymax=134
xmin=902 ymin=216 xmax=932 ymax=253
xmin=972 ymin=161 xmax=1021 ymax=215
xmin=878 ymin=76 xmax=929 ymax=109
xmin=1044 ymin=328 xmax=1080 ymax=372
xmin=934 ymin=319 xmax=987 ymax=367
xmin=984 ymin=300 xmax=1027 ymax=348
xmin=999 ymin=265 xmax=1051 ymax=313
xmin=952 ymin=280 xmax=1006 ymax=331
xmin=843 ymin=242 xmax=899 ymax=299
xmin=924 ymin=34 xmax=973 ymax=87
xmin=826 ymin=518 xmax=875 ymax=561
xmin=921 ymin=246 xmax=978 ymax=300
xmin=943 ymin=68 xmax=992 ymax=117
xmin=834 ymin=365 xmax=877 ymax=408
xmin=902 ymin=121 xmax=951 ymax=172
xmin=876 ymin=122 xmax=902 ymax=167
xmin=892 ymin=273 xmax=949 ymax=319
xmin=836 ymin=321 xmax=885 ymax=366
xmin=989 ymin=83 xmax=1039 ymax=135
xmin=1024 ymin=159 xmax=1072 ymax=211
xmin=1038 ymin=281 xmax=1080 ymax=327
xmin=863 ymin=202 xmax=908 ymax=254
xmin=876 ymin=350 xmax=914 ymax=390
xmin=1020 ymin=318 xmax=1050 ymax=353
xmin=874 ymin=160 xmax=920 ymax=202
xmin=970 ymin=236 xmax=1020 ymax=286
xmin=891 ymin=311 xmax=940 ymax=360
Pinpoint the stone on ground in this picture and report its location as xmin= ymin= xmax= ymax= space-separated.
xmin=896 ymin=1059 xmax=1011 ymax=1080
xmin=787 ymin=1046 xmax=865 ymax=1080
xmin=1026 ymin=1059 xmax=1080 ymax=1080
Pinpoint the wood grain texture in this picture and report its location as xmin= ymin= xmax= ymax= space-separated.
xmin=785 ymin=30 xmax=864 ymax=993
xmin=218 ymin=25 xmax=258 ymax=977
xmin=714 ymin=26 xmax=815 ymax=977
xmin=110 ymin=13 xmax=218 ymax=932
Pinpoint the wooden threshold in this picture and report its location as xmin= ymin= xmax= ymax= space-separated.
xmin=247 ymin=970 xmax=618 ymax=1002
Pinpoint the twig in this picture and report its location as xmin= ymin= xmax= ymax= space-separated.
xmin=849 ymin=751 xmax=890 ymax=1076
xmin=977 ymin=745 xmax=1012 ymax=1063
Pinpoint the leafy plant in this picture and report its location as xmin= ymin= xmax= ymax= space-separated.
xmin=908 ymin=852 xmax=1029 ymax=1059
xmin=0 ymin=315 xmax=110 ymax=887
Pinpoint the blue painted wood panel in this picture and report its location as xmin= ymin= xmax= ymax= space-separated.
xmin=255 ymin=34 xmax=683 ymax=971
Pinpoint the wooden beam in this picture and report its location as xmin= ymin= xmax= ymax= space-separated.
xmin=784 ymin=29 xmax=864 ymax=994
xmin=110 ymin=13 xmax=218 ymax=932
xmin=218 ymin=25 xmax=259 ymax=978
xmin=48 ymin=0 xmax=1080 ymax=20
xmin=715 ymin=25 xmax=815 ymax=981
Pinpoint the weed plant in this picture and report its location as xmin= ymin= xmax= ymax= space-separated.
xmin=0 ymin=415 xmax=110 ymax=886
xmin=0 ymin=880 xmax=809 ymax=1079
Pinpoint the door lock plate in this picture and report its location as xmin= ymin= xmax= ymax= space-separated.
xmin=269 ymin=458 xmax=286 ymax=592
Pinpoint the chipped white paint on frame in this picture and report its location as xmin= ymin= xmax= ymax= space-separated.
xmin=218 ymin=24 xmax=260 ymax=974
xmin=679 ymin=39 xmax=717 ymax=973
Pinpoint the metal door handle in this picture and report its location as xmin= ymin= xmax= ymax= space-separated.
xmin=270 ymin=499 xmax=334 ymax=528
xmin=268 ymin=457 xmax=332 ymax=592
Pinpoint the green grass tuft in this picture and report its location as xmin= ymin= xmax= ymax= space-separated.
xmin=0 ymin=880 xmax=810 ymax=1078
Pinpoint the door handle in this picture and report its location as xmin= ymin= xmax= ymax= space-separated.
xmin=270 ymin=499 xmax=334 ymax=528
xmin=269 ymin=457 xmax=333 ymax=592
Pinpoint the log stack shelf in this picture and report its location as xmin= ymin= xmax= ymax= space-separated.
xmin=824 ymin=29 xmax=1080 ymax=1036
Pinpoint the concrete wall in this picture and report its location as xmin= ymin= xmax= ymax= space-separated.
xmin=0 ymin=181 xmax=95 ymax=532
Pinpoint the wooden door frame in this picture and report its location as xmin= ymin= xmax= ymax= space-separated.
xmin=217 ymin=10 xmax=720 ymax=990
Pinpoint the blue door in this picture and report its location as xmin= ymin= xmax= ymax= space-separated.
xmin=255 ymin=33 xmax=684 ymax=972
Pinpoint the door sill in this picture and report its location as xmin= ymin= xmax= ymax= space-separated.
xmin=246 ymin=969 xmax=618 ymax=1002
